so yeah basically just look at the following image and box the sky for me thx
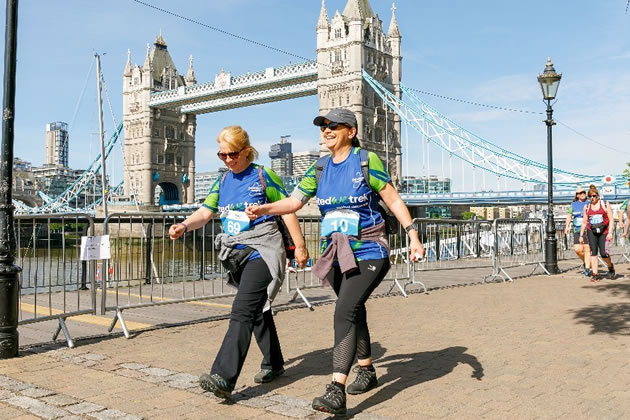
[1,0,629,192]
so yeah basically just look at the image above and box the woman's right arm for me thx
[168,206,214,240]
[246,196,304,218]
[564,212,572,235]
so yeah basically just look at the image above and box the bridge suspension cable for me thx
[362,70,623,187]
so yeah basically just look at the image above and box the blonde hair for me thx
[216,125,259,162]
[588,184,599,198]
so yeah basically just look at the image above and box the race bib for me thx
[589,214,604,225]
[221,210,251,236]
[321,209,360,237]
[573,216,583,227]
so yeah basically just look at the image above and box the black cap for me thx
[313,108,357,129]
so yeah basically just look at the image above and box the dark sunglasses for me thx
[217,148,244,161]
[588,195,598,198]
[320,122,350,132]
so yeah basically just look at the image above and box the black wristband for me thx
[405,224,416,234]
[180,223,188,233]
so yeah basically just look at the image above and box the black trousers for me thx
[325,258,390,375]
[211,258,284,387]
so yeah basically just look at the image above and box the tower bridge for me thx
[122,0,403,206]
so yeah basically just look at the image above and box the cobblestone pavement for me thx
[1,262,629,419]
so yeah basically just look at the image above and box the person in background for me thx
[169,125,308,399]
[616,198,628,239]
[245,108,425,416]
[579,185,615,282]
[564,186,591,277]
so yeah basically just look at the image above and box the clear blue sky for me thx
[1,0,629,191]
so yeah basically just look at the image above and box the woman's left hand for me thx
[294,246,309,268]
[606,232,613,239]
[409,238,425,262]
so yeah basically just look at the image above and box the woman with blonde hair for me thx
[169,125,309,399]
[579,185,615,281]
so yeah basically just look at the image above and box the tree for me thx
[461,211,476,220]
[624,162,630,183]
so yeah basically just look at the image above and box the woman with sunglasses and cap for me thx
[168,125,309,399]
[564,186,591,277]
[245,108,425,415]
[579,185,615,281]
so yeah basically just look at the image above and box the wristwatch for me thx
[404,224,416,234]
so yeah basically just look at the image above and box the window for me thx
[335,28,342,39]
[153,128,160,137]
[176,156,183,166]
[165,126,175,139]
[158,154,164,164]
[334,50,341,62]
[166,153,174,165]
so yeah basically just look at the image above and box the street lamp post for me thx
[0,0,21,358]
[537,57,562,275]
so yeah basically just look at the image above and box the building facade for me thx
[269,136,293,177]
[403,176,451,194]
[292,151,320,177]
[45,122,69,167]
[122,33,197,205]
[316,0,402,185]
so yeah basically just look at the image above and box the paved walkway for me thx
[1,262,629,419]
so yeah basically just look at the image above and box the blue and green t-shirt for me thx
[295,147,391,261]
[203,163,287,259]
[569,200,589,233]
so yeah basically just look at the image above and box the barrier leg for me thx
[386,278,409,297]
[52,316,75,348]
[289,288,314,311]
[108,308,131,339]
[531,262,551,277]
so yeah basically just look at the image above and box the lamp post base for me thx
[0,268,20,359]
[544,236,559,275]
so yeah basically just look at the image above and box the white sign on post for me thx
[80,235,111,261]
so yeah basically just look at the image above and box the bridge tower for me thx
[122,33,196,205]
[316,0,402,185]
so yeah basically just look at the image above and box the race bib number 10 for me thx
[321,209,360,237]
[221,210,251,236]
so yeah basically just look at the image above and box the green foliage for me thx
[623,162,630,182]
[461,211,476,220]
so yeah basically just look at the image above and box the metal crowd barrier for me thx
[485,218,548,282]
[400,218,495,293]
[102,212,238,338]
[16,214,97,348]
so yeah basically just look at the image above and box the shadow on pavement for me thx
[573,281,630,336]
[346,346,483,417]
[234,343,483,419]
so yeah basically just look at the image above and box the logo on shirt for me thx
[248,182,263,196]
[352,172,363,189]
[316,192,370,207]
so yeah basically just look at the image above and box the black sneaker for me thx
[584,268,593,277]
[607,266,616,279]
[254,367,285,384]
[312,382,346,415]
[347,365,378,395]
[199,373,233,400]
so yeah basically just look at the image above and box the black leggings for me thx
[587,229,609,258]
[325,258,390,376]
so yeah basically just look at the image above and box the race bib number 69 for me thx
[221,210,251,236]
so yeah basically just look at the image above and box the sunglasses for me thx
[217,148,244,161]
[588,195,598,199]
[320,122,350,132]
